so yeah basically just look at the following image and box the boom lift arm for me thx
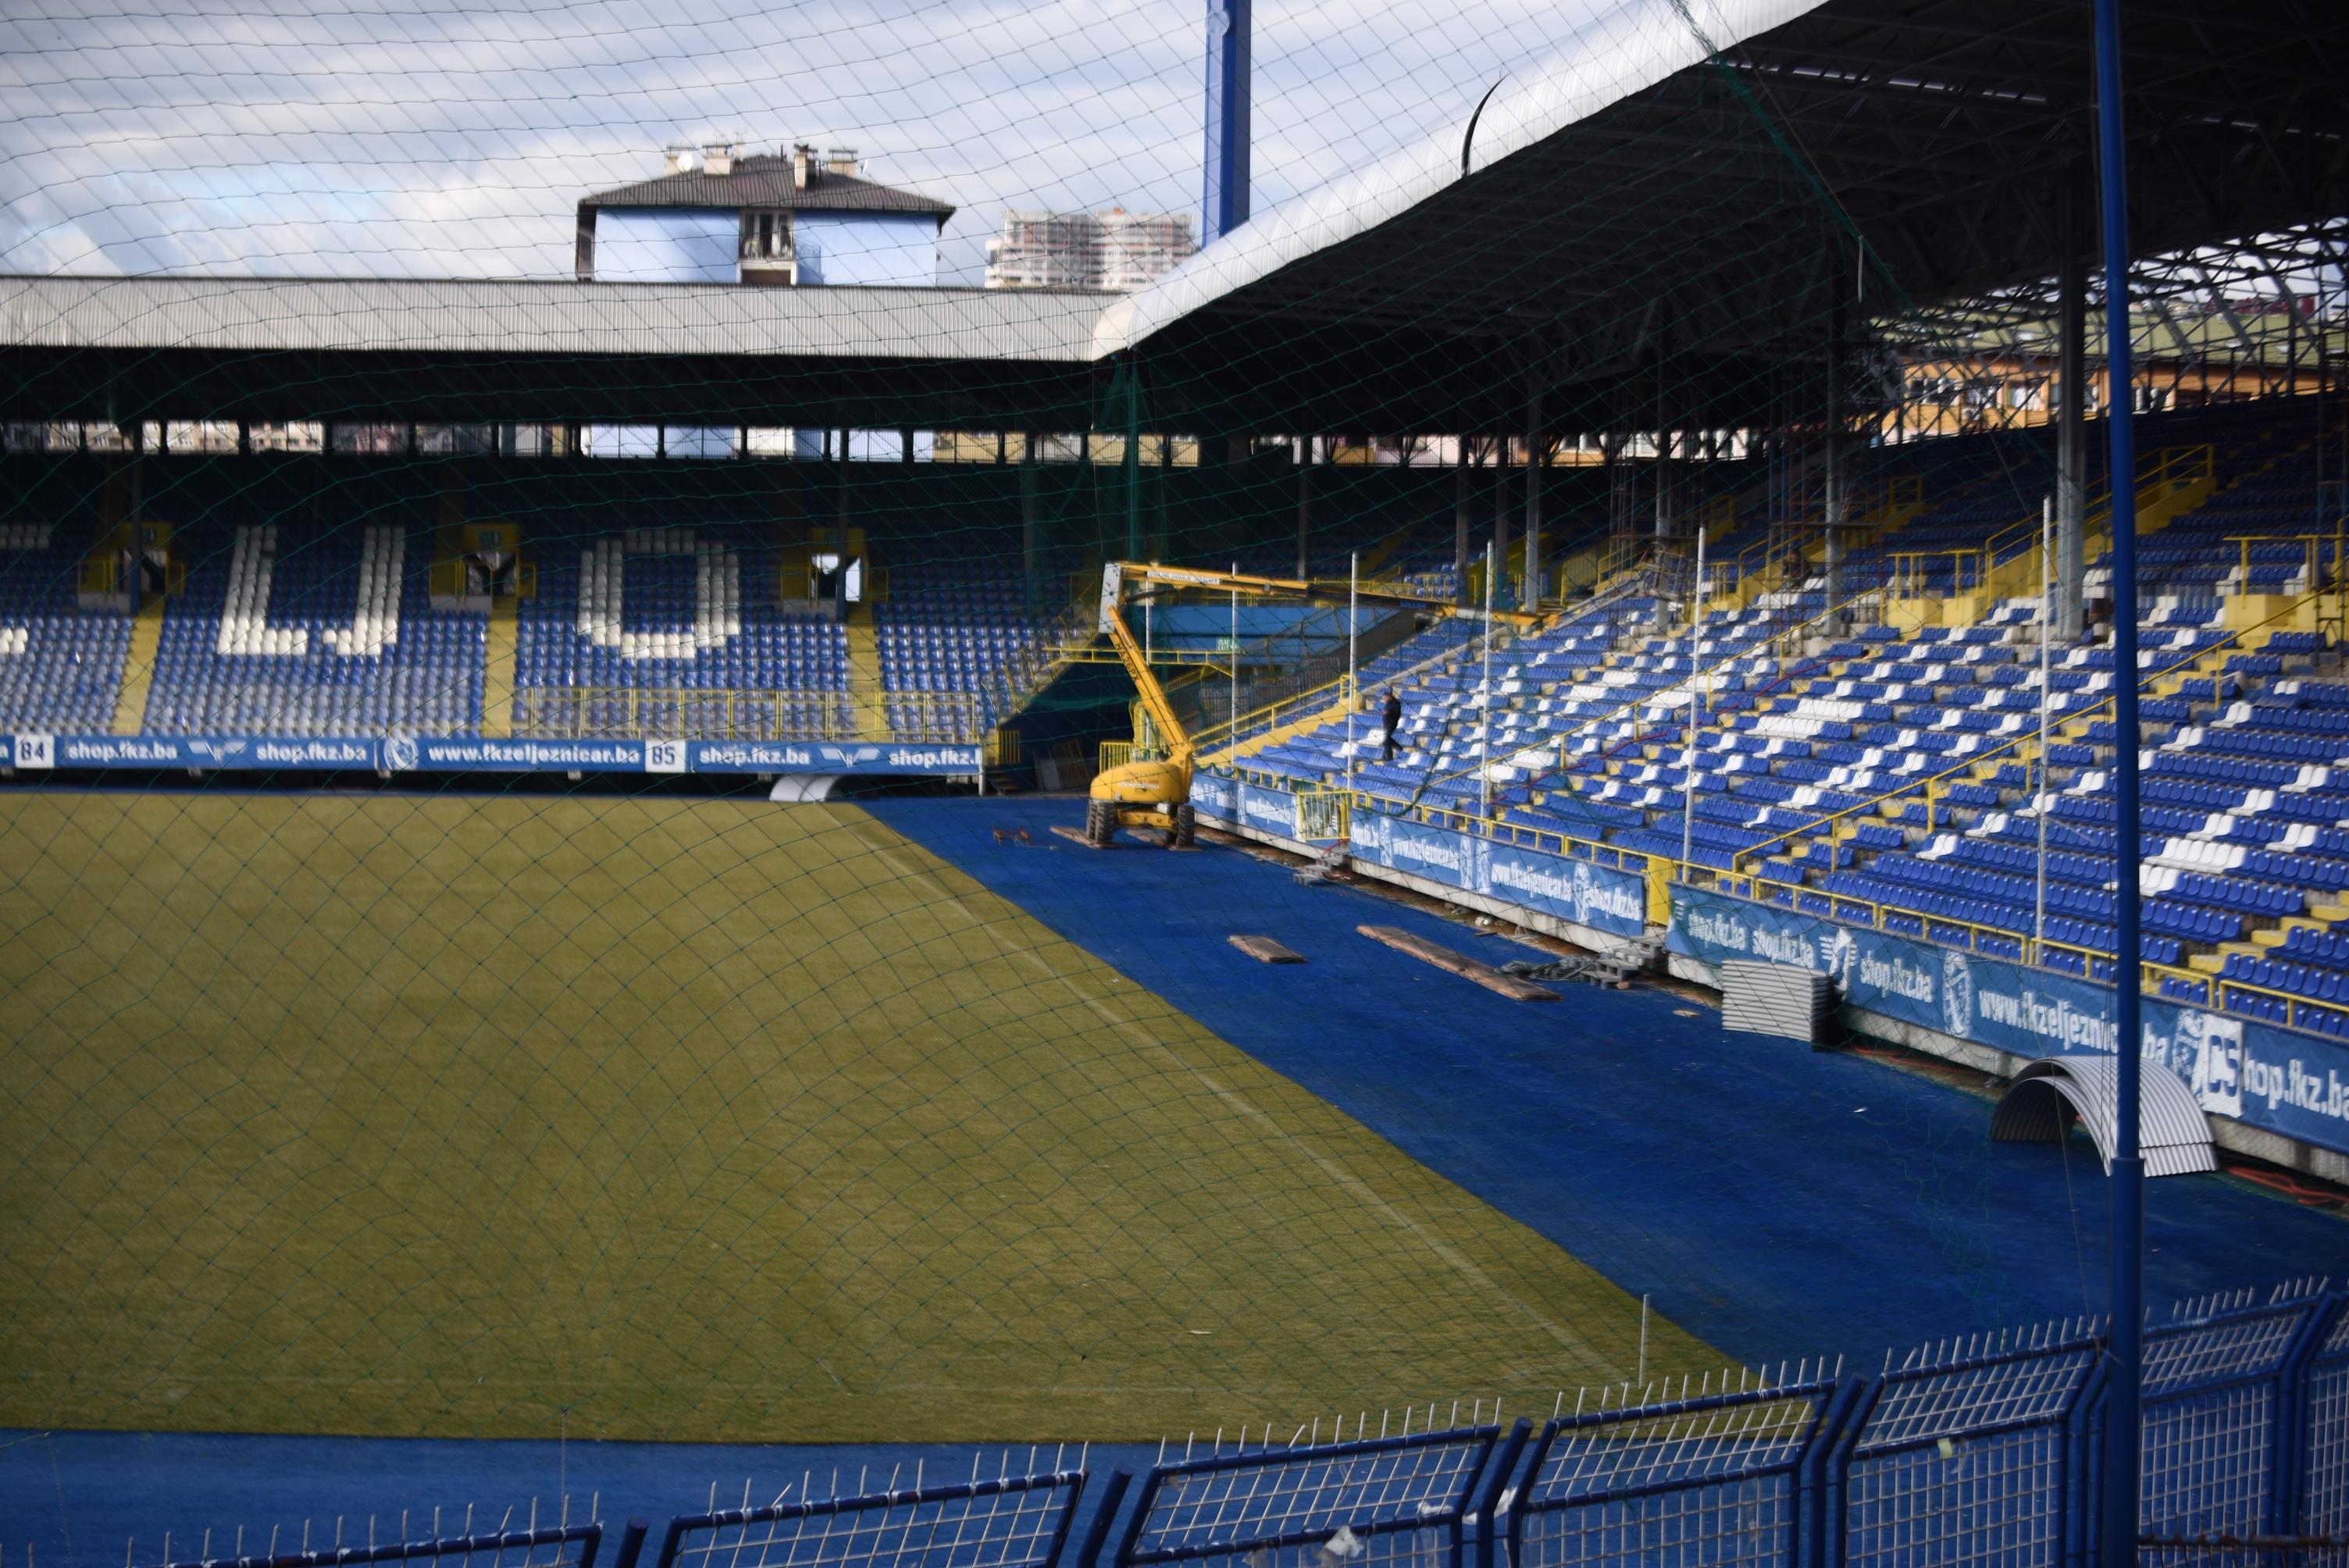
[1078,561,1532,847]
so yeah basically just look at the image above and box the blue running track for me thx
[868,796,2347,1360]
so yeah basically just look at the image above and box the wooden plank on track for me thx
[1356,924,1560,1001]
[1229,934,1306,964]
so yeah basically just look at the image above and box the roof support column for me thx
[837,427,850,527]
[1652,372,1671,540]
[2056,173,2090,642]
[1125,374,1143,564]
[1295,434,1313,580]
[1021,430,1041,611]
[1491,431,1511,608]
[1823,327,1845,625]
[1454,433,1472,607]
[1524,374,1544,611]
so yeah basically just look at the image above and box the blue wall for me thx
[591,209,737,283]
[795,212,939,285]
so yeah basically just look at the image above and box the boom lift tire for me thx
[1085,799,1117,847]
[1172,804,1196,848]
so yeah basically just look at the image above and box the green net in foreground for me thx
[0,789,1704,1442]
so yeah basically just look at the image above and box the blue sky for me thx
[0,0,1594,285]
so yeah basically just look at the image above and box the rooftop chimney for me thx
[702,142,734,176]
[793,144,814,191]
[826,148,859,177]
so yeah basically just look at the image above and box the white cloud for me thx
[0,0,1619,283]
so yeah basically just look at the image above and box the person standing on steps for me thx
[1381,688,1403,763]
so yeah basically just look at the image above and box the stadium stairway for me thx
[845,599,889,741]
[481,596,519,738]
[109,597,165,733]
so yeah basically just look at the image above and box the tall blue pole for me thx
[1203,0,1249,243]
[2094,1,2142,1564]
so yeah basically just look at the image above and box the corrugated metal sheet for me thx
[0,275,1110,363]
[1991,1057,2217,1178]
[1720,958,1834,1042]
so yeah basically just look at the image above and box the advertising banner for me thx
[1237,781,1301,839]
[50,734,383,770]
[1189,772,1239,823]
[1670,884,2349,1156]
[685,741,981,775]
[19,733,983,777]
[1347,811,1649,939]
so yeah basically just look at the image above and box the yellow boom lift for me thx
[1082,561,1538,847]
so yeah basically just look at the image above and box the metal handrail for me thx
[2145,955,2349,1036]
[1672,861,2109,974]
[2221,524,2349,595]
[1727,586,2321,871]
[1402,577,1886,808]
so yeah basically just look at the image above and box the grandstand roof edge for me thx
[1092,0,1829,359]
[0,274,1116,364]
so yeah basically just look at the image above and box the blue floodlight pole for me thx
[1203,0,1250,243]
[2094,0,2143,1563]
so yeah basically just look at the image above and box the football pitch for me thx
[0,788,1707,1445]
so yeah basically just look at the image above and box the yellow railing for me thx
[1730,586,2322,871]
[1891,444,2217,603]
[509,686,1003,744]
[2144,960,2341,1035]
[1192,673,1357,758]
[2221,527,2347,596]
[1100,740,1136,773]
[1210,778,1653,882]
[1674,862,2107,974]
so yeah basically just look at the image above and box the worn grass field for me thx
[0,789,1710,1443]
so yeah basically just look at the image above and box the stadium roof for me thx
[579,155,955,223]
[4,0,2342,434]
[0,275,1107,426]
[1109,0,2349,434]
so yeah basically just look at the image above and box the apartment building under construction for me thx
[984,208,1196,292]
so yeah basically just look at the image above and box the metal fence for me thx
[2140,1290,2339,1539]
[1107,1423,1505,1568]
[1510,1381,1849,1568]
[2303,1302,2349,1534]
[125,1290,2349,1568]
[1840,1327,2108,1568]
[144,1509,607,1568]
[648,1469,1093,1568]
